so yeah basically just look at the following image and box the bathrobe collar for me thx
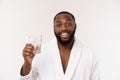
[50,38,82,80]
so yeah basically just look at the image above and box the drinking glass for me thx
[27,34,42,54]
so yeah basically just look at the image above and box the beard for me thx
[54,28,76,46]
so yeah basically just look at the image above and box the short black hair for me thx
[54,11,75,23]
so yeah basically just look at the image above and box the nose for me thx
[61,24,67,30]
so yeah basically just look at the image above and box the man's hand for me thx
[21,44,36,76]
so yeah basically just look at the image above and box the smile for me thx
[61,32,70,39]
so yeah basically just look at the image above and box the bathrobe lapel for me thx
[50,39,65,80]
[50,38,82,80]
[65,39,82,80]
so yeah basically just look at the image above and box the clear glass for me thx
[27,34,42,54]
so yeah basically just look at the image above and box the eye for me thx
[66,22,73,27]
[55,23,62,27]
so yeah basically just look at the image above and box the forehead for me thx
[55,13,73,22]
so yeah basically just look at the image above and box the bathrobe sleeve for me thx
[20,67,38,80]
[20,55,39,80]
[90,53,100,80]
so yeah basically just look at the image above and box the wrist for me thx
[23,61,31,67]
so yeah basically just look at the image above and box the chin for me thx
[61,38,69,41]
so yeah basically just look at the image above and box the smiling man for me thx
[20,11,100,80]
[54,12,76,46]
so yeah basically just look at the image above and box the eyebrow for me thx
[65,18,72,21]
[55,21,61,23]
[55,18,73,22]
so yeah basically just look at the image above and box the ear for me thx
[74,23,77,29]
[53,25,56,31]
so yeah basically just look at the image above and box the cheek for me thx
[68,27,75,33]
[54,28,60,34]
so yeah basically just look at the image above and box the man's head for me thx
[54,11,76,46]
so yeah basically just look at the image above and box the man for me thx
[20,11,100,80]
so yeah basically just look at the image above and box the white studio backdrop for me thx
[0,0,120,80]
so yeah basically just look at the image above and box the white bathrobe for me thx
[20,38,100,80]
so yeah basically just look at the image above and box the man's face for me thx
[54,13,76,45]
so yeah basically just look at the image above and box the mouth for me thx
[60,32,70,40]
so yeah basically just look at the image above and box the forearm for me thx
[21,62,31,76]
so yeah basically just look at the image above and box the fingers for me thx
[23,44,35,57]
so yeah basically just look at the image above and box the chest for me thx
[37,52,91,80]
[60,50,71,73]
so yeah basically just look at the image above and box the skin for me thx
[21,44,36,76]
[21,12,76,76]
[54,13,76,73]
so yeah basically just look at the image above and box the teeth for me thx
[61,33,68,37]
[61,33,68,36]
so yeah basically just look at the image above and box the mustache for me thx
[60,30,71,34]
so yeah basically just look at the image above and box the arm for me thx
[20,44,37,80]
[90,58,100,80]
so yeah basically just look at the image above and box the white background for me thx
[0,0,120,80]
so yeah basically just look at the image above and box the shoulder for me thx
[75,38,99,64]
